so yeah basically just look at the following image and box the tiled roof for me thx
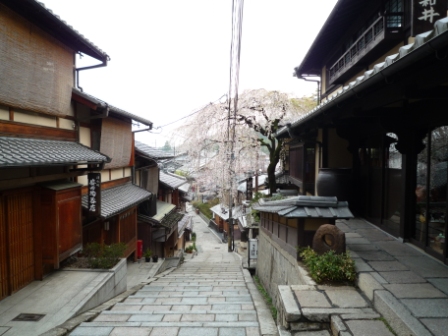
[0,137,110,167]
[72,89,153,127]
[237,174,268,193]
[275,172,290,184]
[280,17,448,137]
[253,196,353,219]
[82,182,151,219]
[159,171,187,189]
[135,141,175,160]
[153,201,176,221]
[161,212,184,230]
[178,183,190,193]
[210,204,245,221]
[178,215,192,236]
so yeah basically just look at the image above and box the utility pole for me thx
[226,0,244,252]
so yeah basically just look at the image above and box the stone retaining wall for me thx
[76,258,127,314]
[256,228,308,304]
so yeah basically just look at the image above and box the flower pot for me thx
[152,256,158,262]
[145,257,151,262]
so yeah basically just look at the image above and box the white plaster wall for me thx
[0,104,8,120]
[79,127,91,147]
[78,175,88,186]
[101,170,110,182]
[124,167,132,177]
[110,168,124,180]
[14,110,57,127]
[59,118,74,130]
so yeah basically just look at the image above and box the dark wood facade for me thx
[287,0,448,264]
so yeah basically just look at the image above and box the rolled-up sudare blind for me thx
[0,4,73,116]
[100,118,132,169]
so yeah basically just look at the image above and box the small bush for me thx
[191,232,197,242]
[185,245,194,253]
[299,247,356,283]
[84,242,126,269]
[192,198,219,218]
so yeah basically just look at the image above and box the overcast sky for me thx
[40,0,337,147]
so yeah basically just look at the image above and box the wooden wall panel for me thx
[119,207,137,258]
[83,220,102,247]
[6,190,34,294]
[0,197,7,300]
[57,191,82,262]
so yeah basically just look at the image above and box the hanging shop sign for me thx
[88,173,101,217]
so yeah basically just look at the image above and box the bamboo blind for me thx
[0,4,73,116]
[100,118,132,169]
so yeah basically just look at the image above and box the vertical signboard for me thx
[88,173,101,217]
[414,0,446,35]
[246,177,253,201]
[248,238,258,267]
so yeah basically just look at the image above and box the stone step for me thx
[127,293,252,298]
[113,300,254,307]
[139,287,248,294]
[99,310,257,315]
[81,321,259,327]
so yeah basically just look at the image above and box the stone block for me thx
[330,315,347,335]
[356,273,384,301]
[313,224,346,255]
[278,286,302,322]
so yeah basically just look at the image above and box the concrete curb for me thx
[244,269,279,336]
[38,259,168,336]
[373,290,432,336]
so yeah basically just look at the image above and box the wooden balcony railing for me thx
[329,15,402,84]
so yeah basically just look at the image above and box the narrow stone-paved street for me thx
[69,213,277,336]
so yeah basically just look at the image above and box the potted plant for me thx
[144,248,152,262]
[152,254,158,262]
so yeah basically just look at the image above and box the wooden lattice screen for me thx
[100,118,132,169]
[0,4,73,116]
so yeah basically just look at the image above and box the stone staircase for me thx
[71,261,276,335]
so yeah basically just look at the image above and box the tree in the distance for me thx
[177,89,315,198]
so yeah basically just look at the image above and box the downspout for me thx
[75,57,109,92]
[299,75,321,105]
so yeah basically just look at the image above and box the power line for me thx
[155,94,228,129]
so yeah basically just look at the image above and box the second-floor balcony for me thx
[329,14,404,85]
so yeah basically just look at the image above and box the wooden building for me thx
[0,0,111,300]
[134,142,187,258]
[71,90,153,260]
[278,0,448,264]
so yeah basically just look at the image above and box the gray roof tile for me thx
[159,171,187,189]
[0,137,110,167]
[253,196,353,219]
[72,89,153,127]
[82,182,151,219]
[135,141,175,160]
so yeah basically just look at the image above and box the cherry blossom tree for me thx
[177,89,315,198]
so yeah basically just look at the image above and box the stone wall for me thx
[256,227,309,303]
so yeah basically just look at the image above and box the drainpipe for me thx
[299,75,321,105]
[75,57,109,92]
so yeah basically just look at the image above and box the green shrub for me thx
[191,232,197,242]
[185,245,194,253]
[84,242,127,269]
[299,247,356,283]
[192,198,219,218]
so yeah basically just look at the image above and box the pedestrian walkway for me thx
[69,210,277,336]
